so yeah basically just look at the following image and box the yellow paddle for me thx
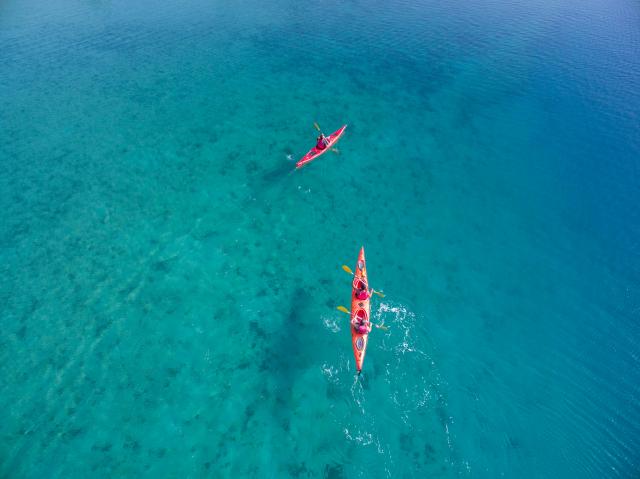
[341,265,385,298]
[336,306,389,330]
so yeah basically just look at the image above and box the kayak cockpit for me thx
[352,308,371,334]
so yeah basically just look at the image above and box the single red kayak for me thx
[350,246,371,373]
[296,125,347,169]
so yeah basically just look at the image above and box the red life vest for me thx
[356,289,368,300]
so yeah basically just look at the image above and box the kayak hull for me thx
[350,246,370,372]
[296,125,347,169]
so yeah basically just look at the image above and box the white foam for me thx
[321,363,339,383]
[374,301,427,357]
[322,316,340,333]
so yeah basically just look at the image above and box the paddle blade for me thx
[337,306,350,314]
[373,290,385,298]
[342,265,354,275]
[376,324,389,331]
[313,122,321,132]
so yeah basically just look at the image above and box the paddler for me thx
[316,133,329,150]
[355,283,373,301]
[352,316,372,334]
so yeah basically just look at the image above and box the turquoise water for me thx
[2,0,639,476]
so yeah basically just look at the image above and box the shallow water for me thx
[1,0,639,477]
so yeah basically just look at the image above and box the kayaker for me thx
[316,134,329,150]
[355,284,372,301]
[353,317,371,334]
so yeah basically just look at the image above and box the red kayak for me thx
[350,246,371,373]
[296,125,347,169]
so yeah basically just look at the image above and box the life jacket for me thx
[356,289,368,300]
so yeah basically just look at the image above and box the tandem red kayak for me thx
[351,246,371,373]
[296,125,347,169]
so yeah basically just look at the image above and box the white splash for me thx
[343,427,373,446]
[374,301,427,357]
[321,363,339,383]
[322,316,340,333]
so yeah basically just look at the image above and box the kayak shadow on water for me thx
[244,155,299,207]
[260,158,296,184]
[259,287,314,410]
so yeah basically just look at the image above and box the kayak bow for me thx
[296,125,347,169]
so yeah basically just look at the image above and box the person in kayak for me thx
[316,133,329,150]
[355,283,372,301]
[353,316,371,334]
[352,309,372,334]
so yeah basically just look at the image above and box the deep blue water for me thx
[1,0,639,477]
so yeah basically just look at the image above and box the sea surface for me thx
[1,0,639,477]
